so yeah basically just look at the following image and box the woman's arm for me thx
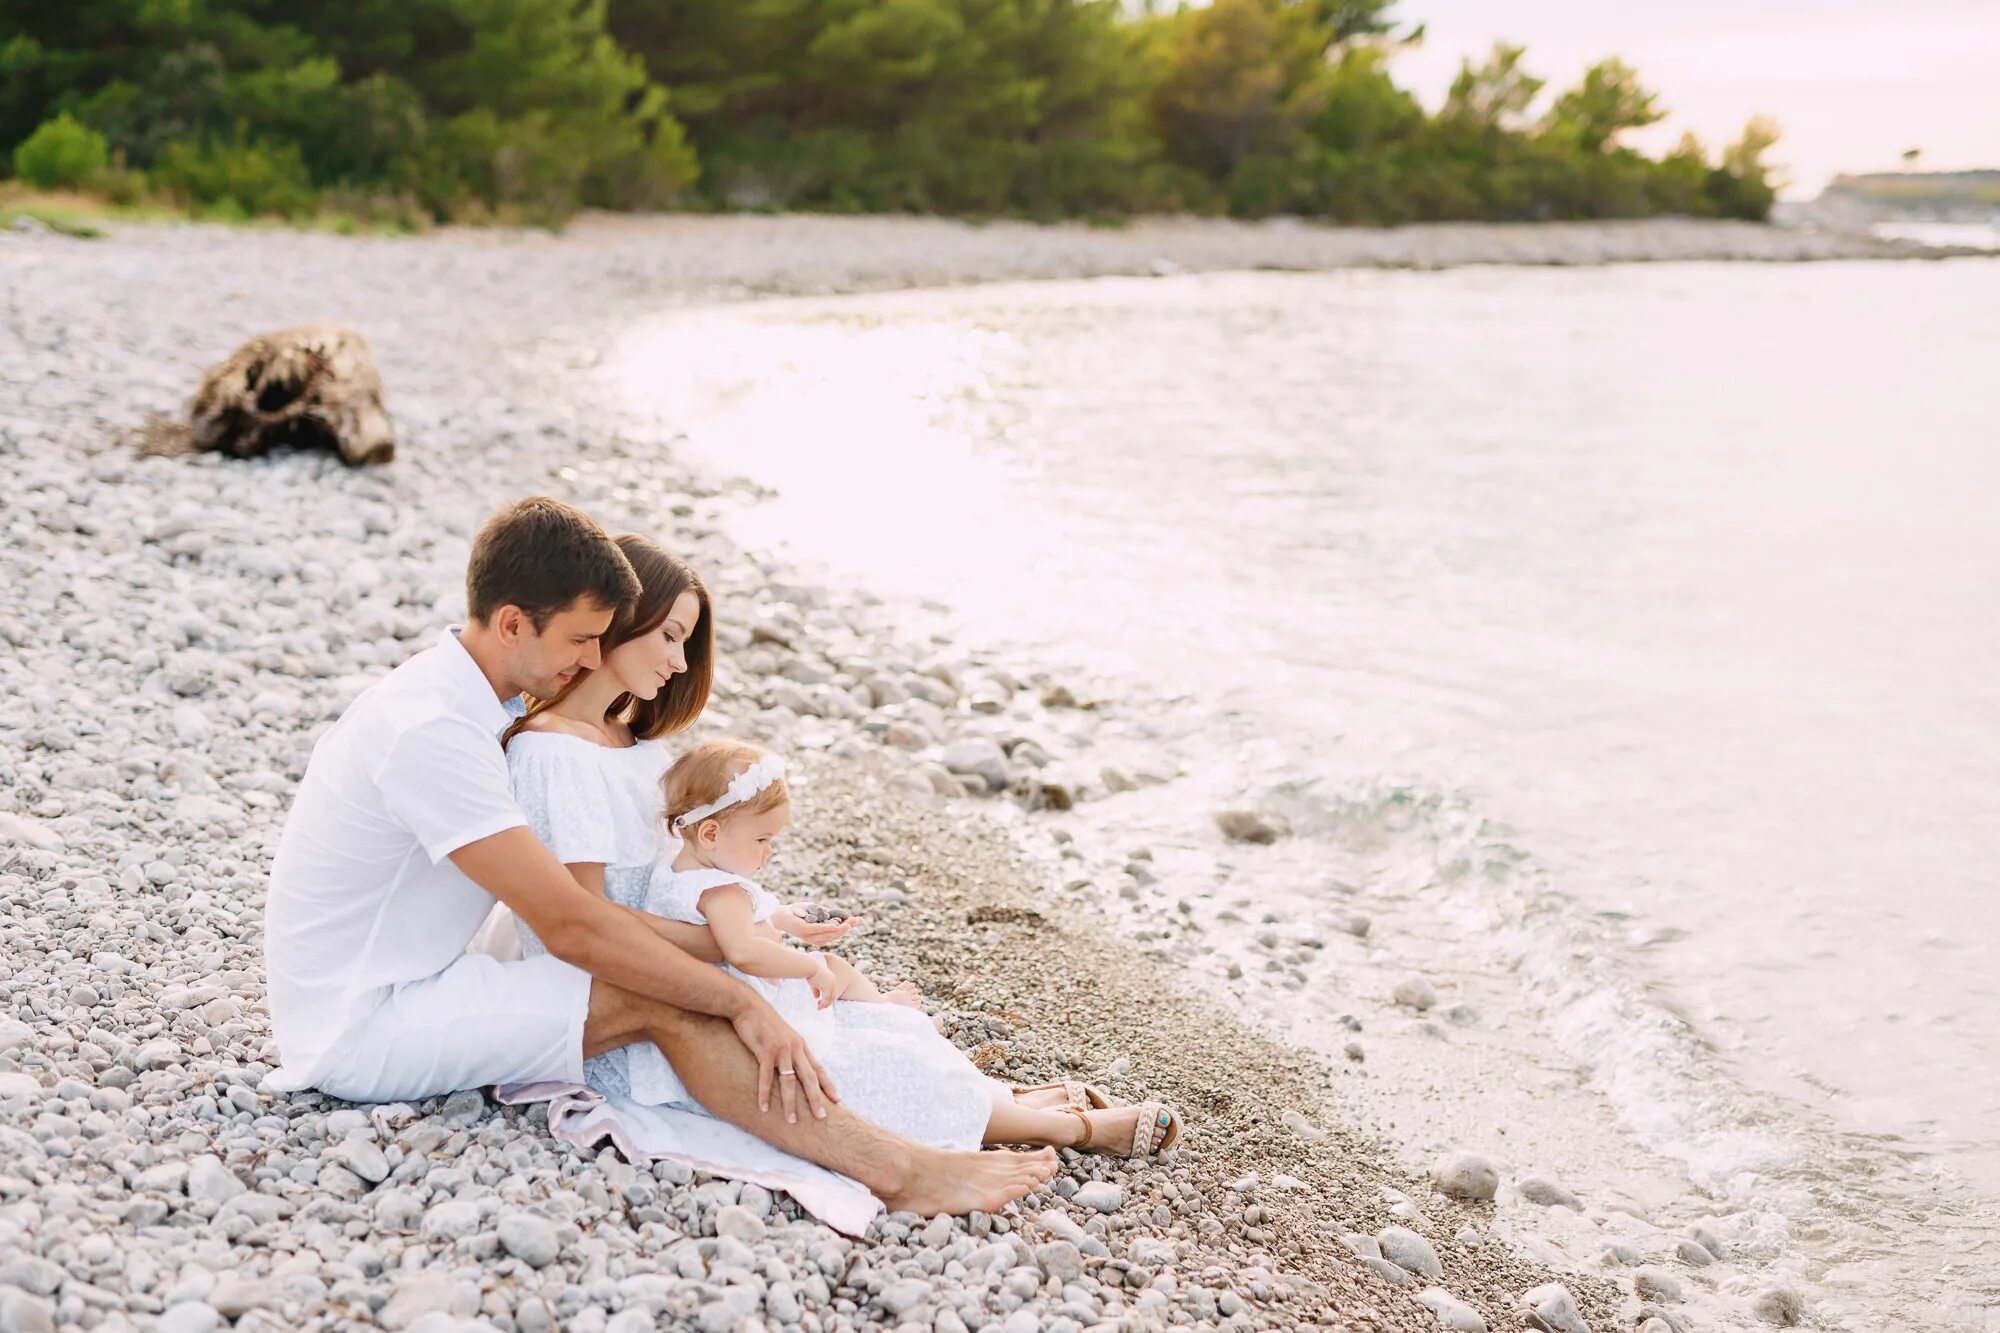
[701,887,824,981]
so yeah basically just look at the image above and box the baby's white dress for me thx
[505,729,1003,1152]
[637,863,1006,1151]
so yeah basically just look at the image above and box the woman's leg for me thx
[982,1091,1151,1148]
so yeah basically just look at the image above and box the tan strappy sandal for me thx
[1065,1101,1182,1157]
[1013,1079,1116,1111]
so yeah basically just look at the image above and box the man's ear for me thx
[492,605,526,645]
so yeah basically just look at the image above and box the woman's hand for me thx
[774,904,866,946]
[729,994,835,1123]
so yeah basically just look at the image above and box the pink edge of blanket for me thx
[493,1081,883,1238]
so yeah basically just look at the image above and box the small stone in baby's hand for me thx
[798,905,849,924]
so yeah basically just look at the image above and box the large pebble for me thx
[1418,1288,1487,1332]
[1431,1150,1499,1201]
[715,1203,766,1244]
[1378,1226,1443,1279]
[879,1278,930,1316]
[185,1155,246,1206]
[208,1277,281,1318]
[1393,975,1439,1010]
[1214,809,1290,844]
[419,1200,481,1241]
[1520,1282,1591,1333]
[1516,1175,1580,1210]
[1633,1267,1682,1302]
[941,739,1009,791]
[330,1135,390,1184]
[156,1305,221,1333]
[0,1289,54,1333]
[378,1274,479,1331]
[1751,1287,1806,1326]
[1034,1240,1083,1283]
[1071,1182,1122,1213]
[498,1212,560,1267]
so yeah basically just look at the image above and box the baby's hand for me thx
[776,903,866,946]
[806,955,846,1009]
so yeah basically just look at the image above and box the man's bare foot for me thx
[880,1147,1058,1216]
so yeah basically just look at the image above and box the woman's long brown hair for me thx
[502,534,714,747]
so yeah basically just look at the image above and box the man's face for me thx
[507,598,616,699]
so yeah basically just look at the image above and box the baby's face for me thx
[705,802,789,877]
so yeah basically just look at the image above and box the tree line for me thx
[0,0,1780,227]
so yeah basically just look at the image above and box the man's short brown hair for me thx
[465,497,640,629]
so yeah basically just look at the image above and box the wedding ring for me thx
[779,1068,797,1078]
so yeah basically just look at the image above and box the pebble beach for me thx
[0,213,1945,1333]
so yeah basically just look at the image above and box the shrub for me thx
[12,113,111,189]
[153,136,315,218]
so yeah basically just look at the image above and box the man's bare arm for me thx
[564,860,723,964]
[453,827,747,1018]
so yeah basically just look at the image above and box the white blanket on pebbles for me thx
[491,1078,882,1236]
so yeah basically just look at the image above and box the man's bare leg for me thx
[585,982,1057,1215]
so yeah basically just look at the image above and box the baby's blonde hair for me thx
[663,739,790,831]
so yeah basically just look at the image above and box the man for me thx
[263,497,1054,1214]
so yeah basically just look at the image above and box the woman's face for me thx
[602,589,701,701]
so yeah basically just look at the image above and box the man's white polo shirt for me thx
[263,628,527,1090]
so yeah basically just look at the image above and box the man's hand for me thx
[730,995,836,1124]
[773,904,866,946]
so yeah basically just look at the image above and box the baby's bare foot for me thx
[883,981,924,1009]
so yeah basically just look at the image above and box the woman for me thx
[491,535,1178,1215]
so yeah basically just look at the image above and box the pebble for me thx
[1071,1182,1122,1213]
[1751,1286,1806,1326]
[420,1200,482,1241]
[156,1305,222,1333]
[880,1278,931,1316]
[1280,1108,1327,1141]
[1214,809,1290,844]
[1378,1225,1444,1279]
[940,739,1009,791]
[715,1203,767,1243]
[1393,975,1439,1010]
[498,1211,561,1267]
[1674,1238,1716,1267]
[1034,1241,1084,1283]
[1418,1287,1488,1332]
[185,1154,246,1205]
[1633,1267,1683,1302]
[330,1134,390,1183]
[1519,1282,1590,1333]
[1431,1151,1500,1201]
[0,1290,54,1333]
[1516,1175,1580,1210]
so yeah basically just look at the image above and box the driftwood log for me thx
[186,323,395,465]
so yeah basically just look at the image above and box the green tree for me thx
[1706,114,1781,219]
[1543,57,1661,154]
[1147,0,1332,181]
[1441,42,1543,134]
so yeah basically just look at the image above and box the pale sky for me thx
[1385,0,2000,197]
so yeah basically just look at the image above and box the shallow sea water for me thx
[611,259,2000,1329]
